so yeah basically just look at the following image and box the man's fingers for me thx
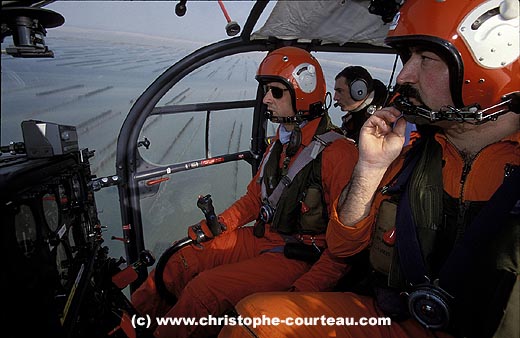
[366,114,392,135]
[393,116,407,138]
[372,107,402,123]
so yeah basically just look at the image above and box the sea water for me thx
[1,27,398,264]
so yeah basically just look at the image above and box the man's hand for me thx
[188,220,215,243]
[358,106,407,170]
[188,218,226,243]
[337,107,407,226]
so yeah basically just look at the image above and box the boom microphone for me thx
[333,102,340,108]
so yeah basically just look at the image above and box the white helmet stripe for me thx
[458,0,519,69]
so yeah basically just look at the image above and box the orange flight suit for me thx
[131,116,359,338]
[219,131,520,338]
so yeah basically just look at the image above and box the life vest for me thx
[369,134,520,337]
[257,115,344,235]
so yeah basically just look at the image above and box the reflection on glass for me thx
[55,241,71,287]
[43,192,60,232]
[58,184,69,209]
[14,204,37,257]
[67,223,76,251]
[72,176,82,201]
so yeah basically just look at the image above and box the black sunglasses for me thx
[264,85,289,99]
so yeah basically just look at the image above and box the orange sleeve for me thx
[326,151,407,258]
[326,199,375,257]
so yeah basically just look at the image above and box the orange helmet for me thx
[385,0,519,113]
[256,46,326,119]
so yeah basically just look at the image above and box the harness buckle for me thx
[259,203,276,223]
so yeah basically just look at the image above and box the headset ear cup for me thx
[350,79,368,101]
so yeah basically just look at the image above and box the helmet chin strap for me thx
[265,113,303,124]
[394,95,518,125]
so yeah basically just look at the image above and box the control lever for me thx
[197,194,226,236]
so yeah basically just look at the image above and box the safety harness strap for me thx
[261,131,343,207]
[390,144,427,285]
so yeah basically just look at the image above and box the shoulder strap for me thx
[393,142,430,285]
[263,131,344,206]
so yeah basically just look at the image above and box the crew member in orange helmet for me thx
[220,0,520,337]
[131,46,360,338]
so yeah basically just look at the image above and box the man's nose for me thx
[397,55,420,85]
[263,91,272,104]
